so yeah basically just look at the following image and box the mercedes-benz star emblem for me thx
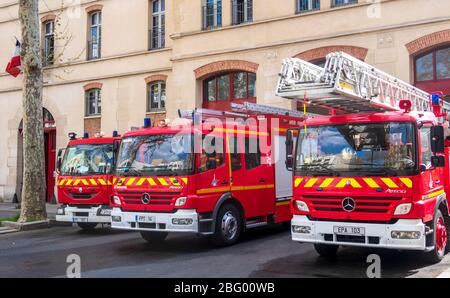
[141,193,151,205]
[342,197,356,212]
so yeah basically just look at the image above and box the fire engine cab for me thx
[110,104,302,246]
[278,52,450,262]
[55,132,120,230]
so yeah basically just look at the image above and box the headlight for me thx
[175,197,187,207]
[112,196,122,206]
[394,203,412,215]
[295,200,310,212]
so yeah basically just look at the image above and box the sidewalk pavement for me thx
[438,267,450,278]
[0,202,59,222]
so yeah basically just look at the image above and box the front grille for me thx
[304,195,402,214]
[70,193,93,199]
[118,191,181,206]
[74,212,89,217]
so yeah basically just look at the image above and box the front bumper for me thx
[56,205,112,224]
[291,215,426,251]
[111,208,199,233]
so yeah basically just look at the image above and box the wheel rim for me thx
[221,211,238,241]
[436,217,447,255]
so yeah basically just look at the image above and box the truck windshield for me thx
[61,144,113,176]
[116,134,194,176]
[295,122,416,176]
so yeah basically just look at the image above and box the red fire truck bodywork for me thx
[111,114,302,245]
[56,136,119,229]
[289,111,449,261]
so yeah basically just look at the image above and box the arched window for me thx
[203,71,256,110]
[414,45,450,98]
[414,46,449,82]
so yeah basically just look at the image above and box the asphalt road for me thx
[0,225,449,278]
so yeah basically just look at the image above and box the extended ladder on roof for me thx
[178,102,304,121]
[276,51,437,114]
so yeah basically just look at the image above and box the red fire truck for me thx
[110,103,302,246]
[278,52,450,262]
[55,132,120,230]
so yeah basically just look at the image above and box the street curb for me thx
[2,219,50,231]
[49,219,73,227]
[0,227,18,234]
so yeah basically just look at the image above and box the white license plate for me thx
[334,226,365,236]
[73,217,88,223]
[136,215,155,223]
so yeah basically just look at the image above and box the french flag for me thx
[5,40,21,78]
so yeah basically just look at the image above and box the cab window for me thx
[199,135,225,172]
[229,136,242,171]
[420,127,432,167]
[245,137,261,170]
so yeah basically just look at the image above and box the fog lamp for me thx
[172,218,193,225]
[292,225,311,234]
[391,231,421,240]
[112,216,122,222]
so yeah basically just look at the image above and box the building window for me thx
[415,46,450,82]
[88,11,102,60]
[85,89,101,116]
[331,0,358,7]
[297,0,320,13]
[150,0,165,50]
[147,81,166,112]
[203,71,256,109]
[203,0,222,30]
[232,0,252,25]
[43,21,55,66]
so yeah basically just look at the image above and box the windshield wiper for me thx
[365,168,399,177]
[299,164,341,177]
[117,167,143,177]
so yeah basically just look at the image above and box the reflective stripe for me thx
[89,179,98,186]
[181,178,188,185]
[381,178,398,188]
[97,178,107,186]
[304,178,318,188]
[399,178,413,188]
[319,178,334,188]
[422,189,445,200]
[336,178,362,188]
[58,179,66,186]
[363,178,380,188]
[158,178,168,186]
[294,178,303,187]
[126,178,136,186]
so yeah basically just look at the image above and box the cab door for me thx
[195,133,231,212]
[419,125,444,222]
[242,136,273,217]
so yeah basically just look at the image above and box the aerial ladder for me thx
[276,51,449,116]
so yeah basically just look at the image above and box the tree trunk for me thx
[18,0,47,223]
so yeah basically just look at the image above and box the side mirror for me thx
[286,129,294,171]
[431,156,445,168]
[431,126,445,153]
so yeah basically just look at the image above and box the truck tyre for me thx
[425,210,448,263]
[140,231,168,243]
[210,204,242,247]
[77,222,97,231]
[314,244,339,257]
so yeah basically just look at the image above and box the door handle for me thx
[221,180,229,185]
[260,178,266,183]
[435,180,441,185]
